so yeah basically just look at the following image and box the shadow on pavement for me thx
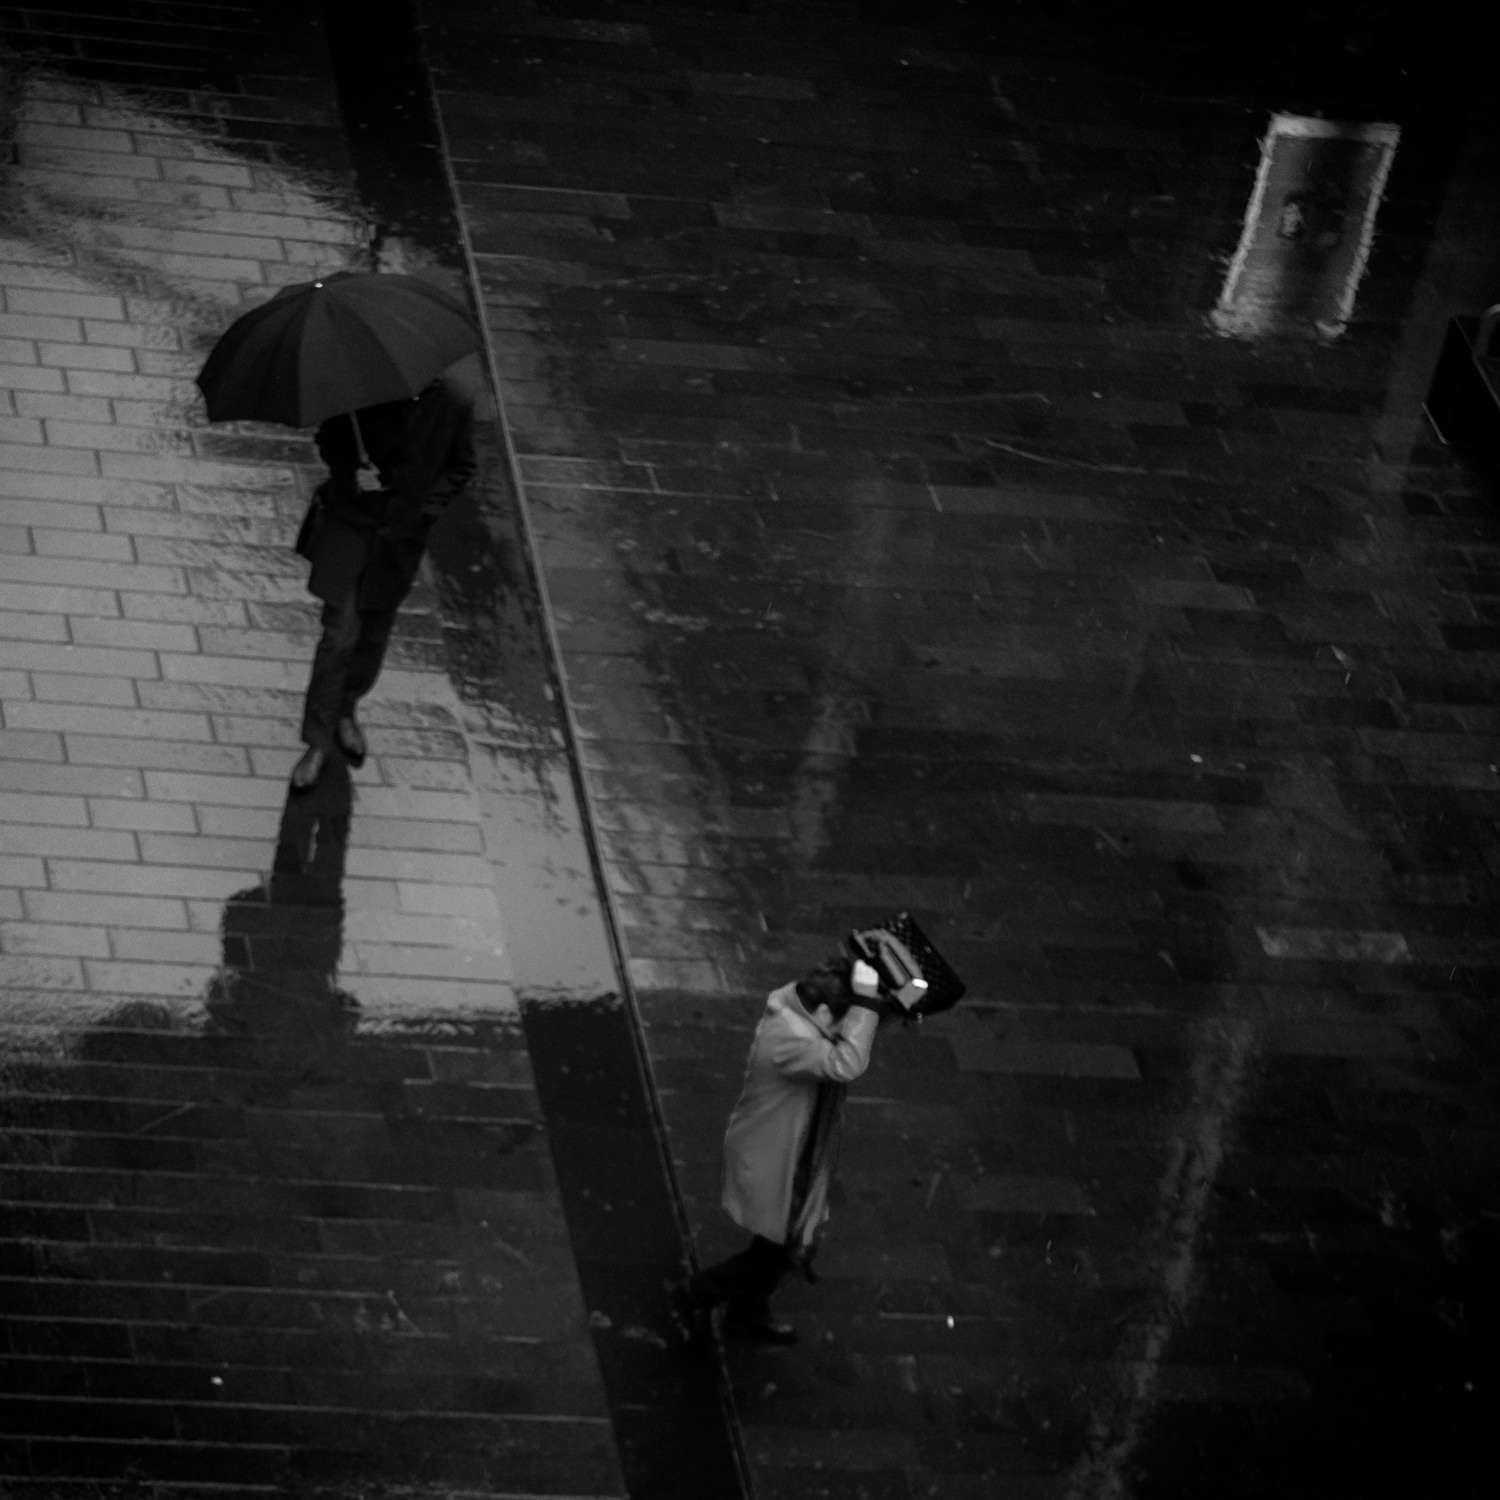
[205,762,361,1069]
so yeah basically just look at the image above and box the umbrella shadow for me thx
[204,760,361,1070]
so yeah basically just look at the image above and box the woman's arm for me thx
[769,1005,879,1085]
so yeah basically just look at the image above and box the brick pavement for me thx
[422,4,1499,1499]
[1,4,1498,1500]
[0,47,625,1500]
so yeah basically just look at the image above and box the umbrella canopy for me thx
[196,271,483,428]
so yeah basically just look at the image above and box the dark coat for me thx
[297,376,477,610]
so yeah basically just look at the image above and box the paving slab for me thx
[419,3,1499,1499]
[0,11,653,1498]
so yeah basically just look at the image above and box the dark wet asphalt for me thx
[1,2,1498,1499]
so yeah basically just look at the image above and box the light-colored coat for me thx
[721,982,879,1244]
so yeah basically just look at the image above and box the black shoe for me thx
[722,1303,797,1345]
[336,715,367,767]
[290,745,328,792]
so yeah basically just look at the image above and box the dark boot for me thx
[336,713,367,767]
[722,1297,796,1344]
[290,745,329,792]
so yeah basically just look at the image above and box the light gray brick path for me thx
[0,62,624,1500]
[0,74,510,1017]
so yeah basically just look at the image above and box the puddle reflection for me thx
[1213,112,1400,341]
[205,764,360,1065]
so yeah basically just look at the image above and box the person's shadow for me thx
[204,761,360,1072]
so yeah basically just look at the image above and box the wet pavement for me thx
[0,5,653,1496]
[2,2,1499,1499]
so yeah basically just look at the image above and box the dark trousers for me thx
[688,1234,794,1312]
[300,595,397,749]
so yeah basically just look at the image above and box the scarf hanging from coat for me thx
[786,1078,848,1283]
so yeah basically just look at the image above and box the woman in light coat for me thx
[676,955,889,1343]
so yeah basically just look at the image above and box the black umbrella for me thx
[196,271,483,429]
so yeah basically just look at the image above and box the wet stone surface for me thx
[0,2,638,1496]
[426,2,1498,1498]
[0,2,1496,1499]
[0,778,618,1492]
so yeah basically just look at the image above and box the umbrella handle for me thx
[348,411,383,494]
[343,411,381,498]
[349,410,372,467]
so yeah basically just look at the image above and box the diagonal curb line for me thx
[325,1,755,1495]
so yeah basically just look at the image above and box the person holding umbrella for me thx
[197,270,482,790]
[289,378,476,788]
